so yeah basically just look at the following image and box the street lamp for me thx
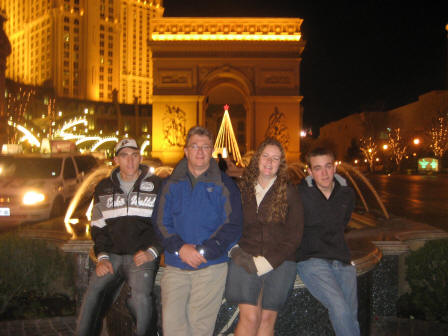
[413,138,420,145]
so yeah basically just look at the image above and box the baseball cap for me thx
[115,138,139,155]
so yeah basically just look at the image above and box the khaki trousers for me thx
[161,263,228,336]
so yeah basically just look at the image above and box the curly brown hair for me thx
[239,138,288,222]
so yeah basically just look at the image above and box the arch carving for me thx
[199,65,254,98]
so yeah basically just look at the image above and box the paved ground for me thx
[1,315,448,335]
[0,316,76,336]
[363,174,448,232]
[371,316,448,335]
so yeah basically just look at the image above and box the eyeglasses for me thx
[188,144,212,151]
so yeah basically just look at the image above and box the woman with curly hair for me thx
[225,138,304,336]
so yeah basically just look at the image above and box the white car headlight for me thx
[23,191,46,205]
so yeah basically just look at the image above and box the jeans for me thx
[77,253,156,336]
[297,258,360,336]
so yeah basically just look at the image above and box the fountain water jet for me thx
[340,163,389,219]
[64,166,112,238]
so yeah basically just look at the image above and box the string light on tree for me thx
[429,113,448,159]
[214,104,244,166]
[91,137,119,151]
[7,121,41,147]
[387,128,408,171]
[359,136,378,172]
[76,136,101,145]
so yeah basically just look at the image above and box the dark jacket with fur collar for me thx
[238,181,304,269]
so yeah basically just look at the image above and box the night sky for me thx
[164,0,448,134]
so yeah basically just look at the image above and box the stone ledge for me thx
[372,241,409,255]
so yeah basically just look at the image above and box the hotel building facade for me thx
[1,0,164,104]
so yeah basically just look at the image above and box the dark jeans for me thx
[77,254,156,336]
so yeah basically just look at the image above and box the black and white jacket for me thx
[91,164,162,258]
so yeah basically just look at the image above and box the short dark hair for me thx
[306,147,335,167]
[185,126,213,147]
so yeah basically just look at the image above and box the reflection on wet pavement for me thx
[359,174,448,232]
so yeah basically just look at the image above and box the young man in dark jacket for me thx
[296,147,360,336]
[154,126,242,336]
[77,138,162,336]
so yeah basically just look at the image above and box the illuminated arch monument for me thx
[148,18,305,165]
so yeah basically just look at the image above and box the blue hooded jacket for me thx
[153,158,243,270]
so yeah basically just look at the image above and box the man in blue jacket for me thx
[154,126,243,336]
[296,147,360,336]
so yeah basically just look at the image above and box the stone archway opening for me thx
[205,84,248,154]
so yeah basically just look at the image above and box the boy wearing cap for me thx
[77,138,162,336]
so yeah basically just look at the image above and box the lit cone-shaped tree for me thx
[214,104,244,166]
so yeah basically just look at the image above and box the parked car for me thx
[0,153,99,224]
